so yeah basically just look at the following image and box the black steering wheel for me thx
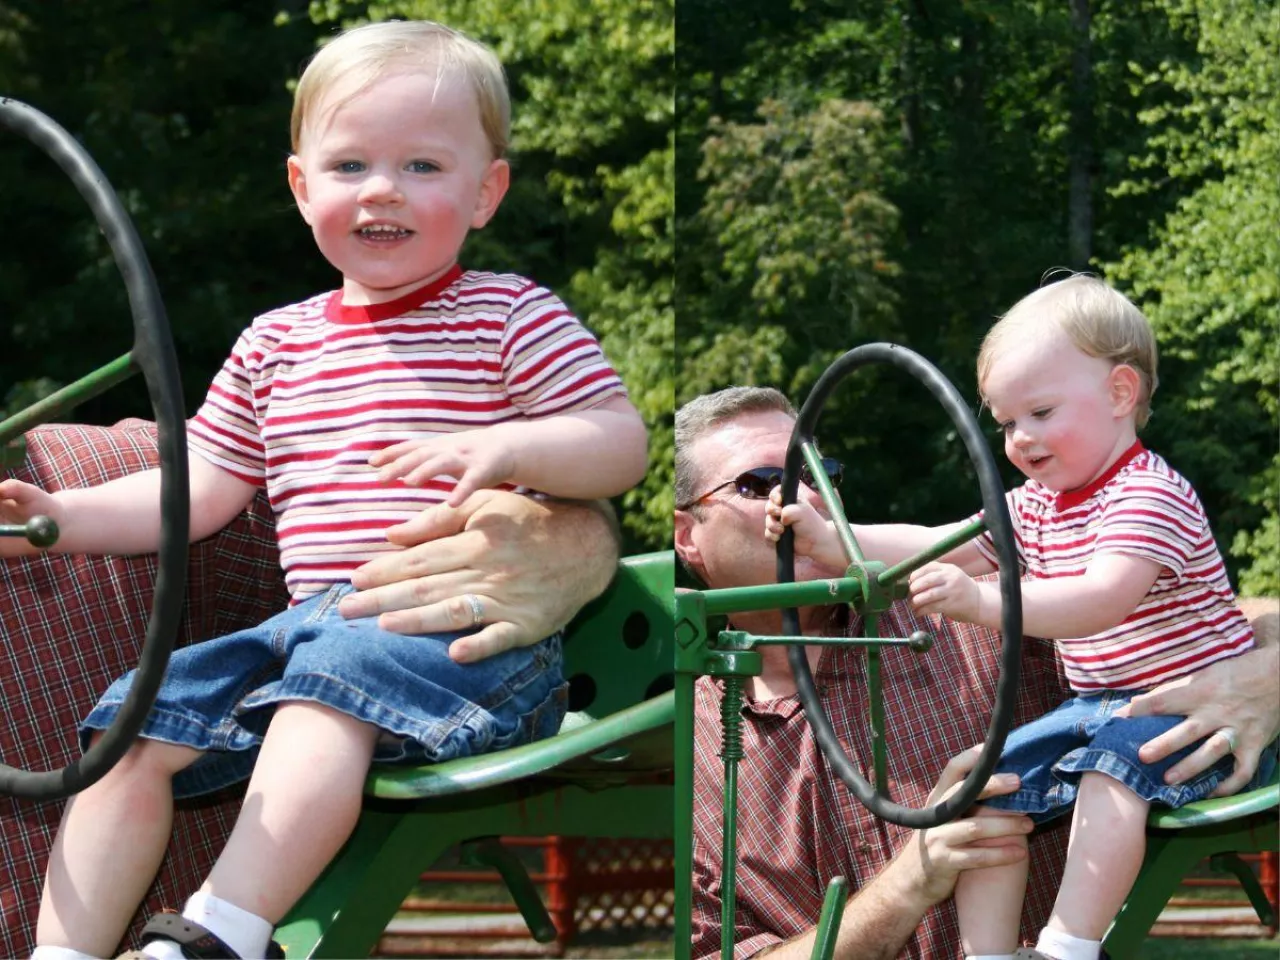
[0,98,189,800]
[776,342,1022,828]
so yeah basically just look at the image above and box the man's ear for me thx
[470,158,510,228]
[286,156,313,225]
[674,510,704,579]
[1109,363,1141,418]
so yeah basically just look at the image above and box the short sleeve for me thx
[187,330,266,485]
[499,285,627,417]
[971,486,1027,571]
[1093,472,1204,576]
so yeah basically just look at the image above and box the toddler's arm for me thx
[765,488,994,575]
[370,395,648,506]
[910,553,1162,638]
[0,453,257,556]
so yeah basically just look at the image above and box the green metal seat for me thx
[1106,764,1279,957]
[274,551,676,958]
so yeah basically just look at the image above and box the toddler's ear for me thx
[470,159,510,229]
[1109,363,1141,417]
[286,156,313,224]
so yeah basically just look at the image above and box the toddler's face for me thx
[982,332,1135,493]
[287,69,508,305]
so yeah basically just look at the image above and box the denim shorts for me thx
[81,584,568,799]
[981,691,1280,824]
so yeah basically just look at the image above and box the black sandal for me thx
[119,912,285,959]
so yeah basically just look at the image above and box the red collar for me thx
[1055,439,1145,511]
[324,264,464,324]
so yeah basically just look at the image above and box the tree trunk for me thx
[1068,0,1093,269]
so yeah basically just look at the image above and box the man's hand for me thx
[338,490,619,663]
[895,744,1032,905]
[1115,601,1280,796]
[758,746,1032,960]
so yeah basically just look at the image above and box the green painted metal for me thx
[812,877,849,960]
[279,551,676,958]
[1104,808,1279,957]
[1147,780,1278,829]
[700,577,865,617]
[876,516,986,588]
[0,352,136,445]
[1209,851,1277,925]
[801,441,862,565]
[461,837,558,942]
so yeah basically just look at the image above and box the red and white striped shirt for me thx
[975,442,1253,692]
[188,266,626,602]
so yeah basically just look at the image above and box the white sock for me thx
[1036,928,1101,960]
[967,955,1016,960]
[178,890,273,960]
[31,948,100,960]
[140,939,185,960]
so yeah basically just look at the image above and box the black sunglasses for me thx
[678,458,843,510]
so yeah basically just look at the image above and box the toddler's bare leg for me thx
[955,805,1029,956]
[1046,771,1149,940]
[202,701,380,923]
[36,735,204,956]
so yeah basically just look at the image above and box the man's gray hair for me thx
[675,386,797,509]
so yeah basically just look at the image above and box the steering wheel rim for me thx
[0,98,189,800]
[777,342,1022,828]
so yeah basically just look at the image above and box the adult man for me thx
[675,386,1279,959]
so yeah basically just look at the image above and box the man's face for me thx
[675,409,831,591]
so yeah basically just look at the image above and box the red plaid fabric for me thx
[0,420,286,958]
[692,603,1075,959]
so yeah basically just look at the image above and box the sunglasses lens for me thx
[736,469,782,498]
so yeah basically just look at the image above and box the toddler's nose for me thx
[358,172,403,205]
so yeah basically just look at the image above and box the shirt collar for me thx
[324,264,464,324]
[1054,439,1145,511]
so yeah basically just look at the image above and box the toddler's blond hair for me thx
[978,274,1159,428]
[291,19,510,160]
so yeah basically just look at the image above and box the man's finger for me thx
[449,621,522,663]
[1134,717,1212,765]
[1115,677,1194,720]
[1209,757,1256,798]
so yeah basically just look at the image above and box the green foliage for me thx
[1,1,672,553]
[306,0,675,551]
[1106,0,1279,590]
[677,0,1279,575]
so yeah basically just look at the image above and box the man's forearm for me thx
[755,853,932,960]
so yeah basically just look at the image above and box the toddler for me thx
[3,20,647,960]
[767,274,1272,960]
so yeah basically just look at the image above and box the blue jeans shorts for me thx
[981,691,1280,824]
[81,584,568,799]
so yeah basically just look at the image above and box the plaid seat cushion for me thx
[0,420,286,957]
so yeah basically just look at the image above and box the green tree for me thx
[1105,0,1279,593]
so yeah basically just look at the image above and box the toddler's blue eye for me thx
[407,160,440,174]
[335,160,364,174]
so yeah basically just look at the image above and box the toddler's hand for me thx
[765,486,843,566]
[370,432,517,508]
[908,561,983,622]
[0,479,62,556]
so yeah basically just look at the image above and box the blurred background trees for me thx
[677,0,1277,591]
[0,0,673,553]
[1,0,1273,584]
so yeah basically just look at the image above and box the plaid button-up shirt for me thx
[1,421,286,958]
[692,602,1075,959]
